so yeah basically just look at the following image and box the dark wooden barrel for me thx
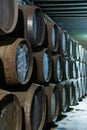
[77,78,83,100]
[51,55,63,83]
[0,0,18,34]
[64,31,71,57]
[76,61,80,78]
[58,82,69,112]
[79,44,82,62]
[82,47,85,63]
[13,5,45,48]
[33,48,52,83]
[67,37,73,60]
[13,83,46,130]
[81,78,86,97]
[0,38,33,85]
[68,38,79,61]
[62,57,70,80]
[45,21,59,52]
[69,60,77,79]
[82,63,86,78]
[0,91,22,130]
[65,81,74,106]
[73,40,80,60]
[75,41,80,61]
[44,83,60,122]
[71,80,79,105]
[79,62,82,77]
[72,39,77,60]
[58,28,67,56]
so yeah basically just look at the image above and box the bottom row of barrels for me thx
[0,78,87,130]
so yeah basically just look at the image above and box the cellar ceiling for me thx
[33,0,87,49]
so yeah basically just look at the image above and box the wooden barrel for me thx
[45,21,59,52]
[66,33,70,57]
[67,37,73,60]
[0,38,33,85]
[51,55,63,83]
[72,40,80,60]
[82,47,85,63]
[13,5,45,48]
[79,44,82,62]
[58,82,69,112]
[69,60,77,79]
[79,62,83,77]
[44,83,60,122]
[81,78,86,97]
[71,80,79,105]
[75,41,80,61]
[65,81,74,106]
[62,57,70,80]
[33,48,52,83]
[77,78,83,100]
[72,39,77,60]
[0,90,22,130]
[13,83,46,130]
[82,63,86,78]
[0,0,18,34]
[58,29,67,56]
[76,61,80,78]
[67,38,79,61]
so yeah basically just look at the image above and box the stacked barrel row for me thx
[0,0,87,130]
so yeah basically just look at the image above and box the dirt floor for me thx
[46,96,87,130]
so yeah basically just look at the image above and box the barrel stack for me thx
[0,1,87,130]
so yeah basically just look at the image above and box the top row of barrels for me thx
[0,0,87,63]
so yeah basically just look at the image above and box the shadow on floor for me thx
[43,122,58,130]
[57,114,67,121]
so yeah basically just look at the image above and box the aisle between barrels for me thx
[47,96,87,130]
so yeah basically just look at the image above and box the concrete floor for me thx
[50,96,87,130]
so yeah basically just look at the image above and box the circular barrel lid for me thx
[69,84,74,106]
[65,59,70,80]
[16,40,30,83]
[43,51,49,82]
[57,57,63,81]
[75,41,80,60]
[52,55,63,82]
[79,44,82,62]
[69,39,73,59]
[42,49,52,82]
[61,31,67,56]
[58,28,67,56]
[62,86,68,112]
